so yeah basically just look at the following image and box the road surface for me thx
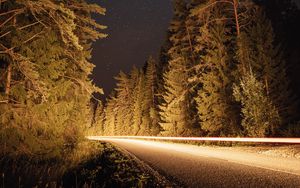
[93,138,300,187]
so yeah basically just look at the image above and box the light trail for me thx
[87,138,300,177]
[86,136,300,144]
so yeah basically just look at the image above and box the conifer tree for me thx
[112,67,143,135]
[132,69,145,135]
[160,56,192,136]
[114,71,132,135]
[236,7,298,133]
[0,0,106,156]
[144,57,161,135]
[233,71,280,136]
[92,101,105,135]
[193,4,241,136]
[159,0,196,136]
[103,94,117,136]
[255,0,300,104]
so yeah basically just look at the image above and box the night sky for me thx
[91,0,173,95]
[90,0,300,96]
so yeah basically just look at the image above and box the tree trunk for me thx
[265,77,269,96]
[4,11,16,97]
[185,24,196,64]
[5,62,11,96]
[233,0,240,36]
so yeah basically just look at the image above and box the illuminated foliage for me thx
[114,70,133,135]
[90,101,105,135]
[103,93,118,136]
[100,57,161,136]
[144,57,161,135]
[132,69,145,135]
[92,0,299,138]
[189,1,241,136]
[0,0,106,157]
[233,72,281,137]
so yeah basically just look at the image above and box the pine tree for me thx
[159,0,196,136]
[132,69,145,135]
[0,0,106,156]
[233,71,280,137]
[113,67,144,135]
[114,71,132,135]
[103,94,117,136]
[157,1,199,136]
[92,101,105,135]
[160,56,192,136]
[143,57,161,135]
[193,3,241,136]
[236,7,298,134]
[255,0,300,106]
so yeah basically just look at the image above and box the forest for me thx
[0,1,134,187]
[0,0,106,160]
[91,0,300,138]
[1,0,300,187]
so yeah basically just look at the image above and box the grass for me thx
[61,142,158,187]
[0,141,161,188]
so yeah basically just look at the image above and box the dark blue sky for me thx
[91,0,173,95]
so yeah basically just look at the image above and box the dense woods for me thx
[0,0,300,186]
[93,0,300,138]
[0,0,106,157]
[1,1,298,159]
[0,1,127,186]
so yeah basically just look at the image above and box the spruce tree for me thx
[233,71,280,137]
[159,0,196,136]
[114,71,132,135]
[144,57,161,135]
[132,69,145,135]
[236,7,298,134]
[0,0,106,156]
[103,94,117,136]
[127,67,141,135]
[255,0,300,105]
[192,2,242,136]
[159,56,192,136]
[91,101,105,135]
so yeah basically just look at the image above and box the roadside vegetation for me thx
[0,141,165,187]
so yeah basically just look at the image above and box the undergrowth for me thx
[0,141,158,188]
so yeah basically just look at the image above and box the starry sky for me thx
[90,0,173,95]
[90,0,300,96]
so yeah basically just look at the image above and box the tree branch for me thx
[23,30,45,44]
[194,0,234,13]
[0,21,40,40]
[62,75,103,102]
[0,14,15,28]
[0,8,24,17]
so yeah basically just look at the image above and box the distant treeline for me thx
[92,0,300,138]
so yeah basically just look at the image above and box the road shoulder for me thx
[112,143,181,187]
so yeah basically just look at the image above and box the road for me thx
[92,138,300,187]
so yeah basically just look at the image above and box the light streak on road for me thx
[87,136,300,177]
[87,136,300,144]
